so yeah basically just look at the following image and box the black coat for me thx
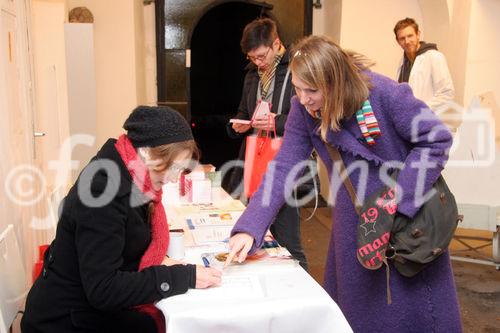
[21,139,195,333]
[225,51,295,194]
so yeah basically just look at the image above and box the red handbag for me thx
[243,116,282,198]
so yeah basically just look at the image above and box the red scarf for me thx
[115,134,169,333]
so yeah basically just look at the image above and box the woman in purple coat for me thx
[226,36,462,332]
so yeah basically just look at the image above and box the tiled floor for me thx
[300,207,500,333]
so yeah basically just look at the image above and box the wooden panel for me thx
[265,0,312,46]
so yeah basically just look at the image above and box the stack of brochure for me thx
[187,211,242,245]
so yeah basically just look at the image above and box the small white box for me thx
[162,182,180,205]
[188,170,206,181]
[191,179,212,204]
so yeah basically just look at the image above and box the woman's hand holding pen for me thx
[162,256,221,288]
[195,265,222,288]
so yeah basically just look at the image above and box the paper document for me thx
[187,275,264,298]
[186,211,242,229]
[219,275,264,297]
[229,119,251,125]
[191,226,232,244]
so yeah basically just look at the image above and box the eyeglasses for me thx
[246,47,271,62]
[168,161,194,175]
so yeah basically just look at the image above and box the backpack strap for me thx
[276,68,291,116]
[325,144,362,214]
[327,143,395,304]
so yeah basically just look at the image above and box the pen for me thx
[202,256,210,268]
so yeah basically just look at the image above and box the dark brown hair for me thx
[393,17,419,37]
[240,18,279,54]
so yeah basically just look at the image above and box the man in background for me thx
[394,17,461,132]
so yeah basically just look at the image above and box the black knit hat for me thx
[123,105,194,147]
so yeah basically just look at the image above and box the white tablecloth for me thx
[156,258,352,333]
[157,187,352,333]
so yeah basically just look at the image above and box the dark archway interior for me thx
[189,3,267,169]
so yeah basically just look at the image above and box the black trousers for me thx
[21,309,158,333]
[270,203,308,270]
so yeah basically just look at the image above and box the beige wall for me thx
[312,0,500,108]
[446,0,471,106]
[24,0,157,188]
[314,0,423,77]
[312,0,341,42]
[340,0,423,77]
[312,0,500,202]
[464,0,500,143]
[0,1,48,320]
[32,0,70,183]
[313,0,422,201]
[133,0,146,105]
[65,0,149,148]
[418,0,451,54]
[66,0,498,170]
[143,1,157,105]
[464,0,500,108]
[64,23,97,179]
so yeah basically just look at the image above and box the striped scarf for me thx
[356,100,381,145]
[258,44,285,100]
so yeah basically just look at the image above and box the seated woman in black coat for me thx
[21,106,222,333]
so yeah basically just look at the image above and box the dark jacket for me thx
[227,50,294,138]
[225,51,295,194]
[21,139,195,333]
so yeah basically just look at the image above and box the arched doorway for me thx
[189,2,269,169]
[155,0,312,169]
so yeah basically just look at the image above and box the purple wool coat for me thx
[232,72,462,332]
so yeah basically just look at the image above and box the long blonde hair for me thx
[290,35,374,141]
